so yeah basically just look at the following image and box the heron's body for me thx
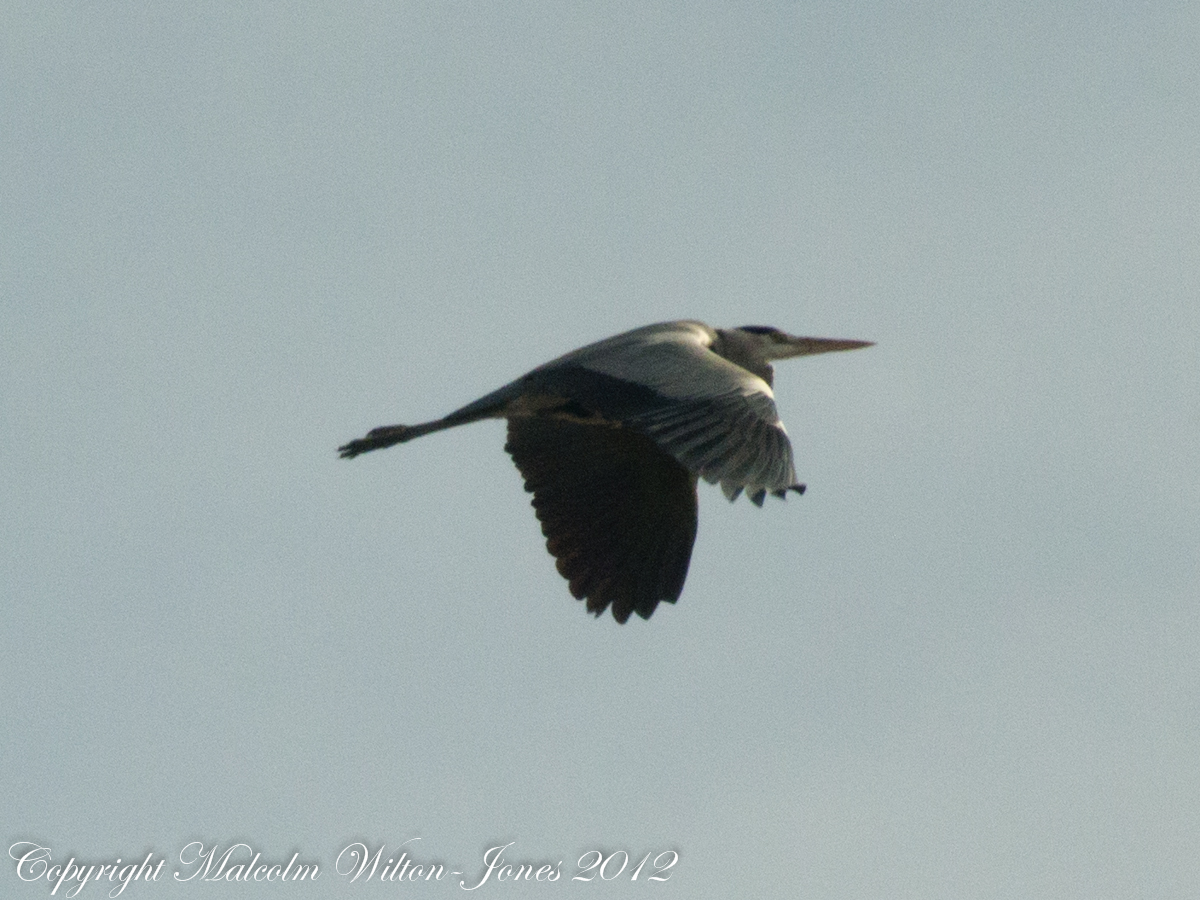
[340,320,871,622]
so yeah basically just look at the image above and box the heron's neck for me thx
[712,330,775,386]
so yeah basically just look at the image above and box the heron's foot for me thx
[337,425,414,458]
[337,438,374,459]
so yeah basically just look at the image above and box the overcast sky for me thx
[4,2,1198,898]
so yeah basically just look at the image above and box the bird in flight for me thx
[340,321,871,623]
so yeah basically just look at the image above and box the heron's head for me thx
[734,326,874,361]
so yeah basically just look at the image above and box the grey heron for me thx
[339,320,871,623]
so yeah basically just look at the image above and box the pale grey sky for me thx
[4,2,1198,898]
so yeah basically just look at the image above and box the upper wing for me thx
[625,390,802,505]
[523,322,803,504]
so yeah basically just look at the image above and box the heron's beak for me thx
[777,336,874,359]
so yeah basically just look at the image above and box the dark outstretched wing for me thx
[504,417,699,623]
